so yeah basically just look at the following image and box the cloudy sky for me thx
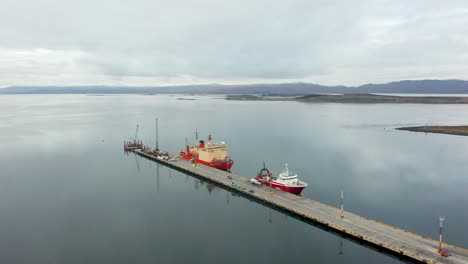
[0,0,467,87]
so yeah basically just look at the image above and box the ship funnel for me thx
[199,140,205,148]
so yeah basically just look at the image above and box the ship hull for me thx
[261,181,305,195]
[180,152,233,171]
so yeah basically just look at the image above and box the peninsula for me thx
[397,126,468,136]
[225,93,468,104]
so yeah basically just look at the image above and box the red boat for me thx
[179,135,234,171]
[254,163,308,195]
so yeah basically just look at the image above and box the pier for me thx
[132,148,468,264]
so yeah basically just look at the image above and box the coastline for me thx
[396,125,468,136]
[225,94,468,104]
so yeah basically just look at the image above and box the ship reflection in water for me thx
[145,155,297,227]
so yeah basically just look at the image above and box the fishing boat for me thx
[254,163,308,195]
[179,134,234,171]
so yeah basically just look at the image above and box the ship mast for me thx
[185,137,190,153]
[265,161,273,194]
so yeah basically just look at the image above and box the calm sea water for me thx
[0,94,467,264]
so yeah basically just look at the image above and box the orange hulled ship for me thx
[179,135,234,171]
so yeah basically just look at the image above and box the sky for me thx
[0,0,467,87]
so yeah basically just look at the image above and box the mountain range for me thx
[1,80,468,95]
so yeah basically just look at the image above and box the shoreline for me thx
[396,125,468,136]
[225,94,468,104]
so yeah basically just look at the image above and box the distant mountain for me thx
[356,80,468,94]
[0,85,225,94]
[1,80,467,95]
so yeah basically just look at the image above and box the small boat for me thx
[254,163,308,195]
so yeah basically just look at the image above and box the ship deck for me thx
[133,149,468,264]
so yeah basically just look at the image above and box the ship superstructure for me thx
[179,135,234,171]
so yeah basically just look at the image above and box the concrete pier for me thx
[133,149,468,264]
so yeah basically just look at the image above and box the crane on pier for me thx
[123,124,144,151]
[134,124,140,143]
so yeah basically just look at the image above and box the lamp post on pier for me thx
[340,190,344,220]
[155,117,159,152]
[438,216,448,257]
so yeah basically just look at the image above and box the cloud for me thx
[0,0,467,87]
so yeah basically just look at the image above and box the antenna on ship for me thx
[196,128,199,141]
[185,137,190,155]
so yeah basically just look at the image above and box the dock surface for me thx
[134,149,468,264]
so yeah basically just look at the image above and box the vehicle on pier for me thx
[249,178,262,185]
[179,134,234,171]
[253,163,308,195]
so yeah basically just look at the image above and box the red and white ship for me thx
[254,163,308,195]
[179,135,234,171]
